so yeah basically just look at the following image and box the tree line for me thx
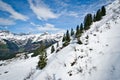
[62,6,106,45]
[33,6,106,69]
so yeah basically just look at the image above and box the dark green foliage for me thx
[80,23,84,33]
[62,34,66,42]
[76,25,79,36]
[96,9,102,21]
[93,14,96,22]
[101,6,106,16]
[75,23,83,38]
[0,53,15,60]
[0,40,19,60]
[71,28,74,36]
[77,38,82,45]
[0,42,15,60]
[37,51,47,69]
[62,30,70,47]
[84,13,93,30]
[0,43,8,49]
[3,39,19,52]
[34,43,47,69]
[62,30,70,43]
[63,41,69,47]
[66,30,70,42]
[93,6,106,22]
[51,45,55,53]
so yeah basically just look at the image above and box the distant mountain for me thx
[0,30,63,60]
[1,0,120,80]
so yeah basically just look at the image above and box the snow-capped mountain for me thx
[0,0,120,80]
[0,30,62,46]
[0,30,63,60]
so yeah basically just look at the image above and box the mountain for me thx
[0,30,63,60]
[0,0,120,80]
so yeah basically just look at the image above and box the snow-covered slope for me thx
[0,0,120,80]
[33,0,120,80]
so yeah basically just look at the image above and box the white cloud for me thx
[0,18,15,26]
[28,0,58,20]
[0,0,29,21]
[37,23,60,31]
[30,22,62,32]
[68,11,79,17]
[30,22,39,26]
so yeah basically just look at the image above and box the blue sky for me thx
[0,0,114,34]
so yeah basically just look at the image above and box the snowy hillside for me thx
[0,0,120,80]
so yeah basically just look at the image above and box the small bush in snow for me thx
[24,69,35,80]
[63,41,69,47]
[68,70,72,76]
[76,66,83,74]
[51,45,55,53]
[71,58,77,66]
[77,38,82,45]
[86,35,89,39]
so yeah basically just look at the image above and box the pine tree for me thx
[80,23,83,33]
[38,51,47,69]
[96,9,102,21]
[75,25,80,38]
[93,14,96,22]
[62,30,70,47]
[101,6,106,16]
[51,45,55,53]
[84,13,93,30]
[71,28,74,36]
[62,34,66,42]
[66,30,70,42]
[37,43,47,69]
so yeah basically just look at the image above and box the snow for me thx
[0,0,120,80]
[0,54,39,80]
[0,31,63,46]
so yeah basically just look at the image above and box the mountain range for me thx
[0,30,62,60]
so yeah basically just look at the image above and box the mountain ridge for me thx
[0,30,63,60]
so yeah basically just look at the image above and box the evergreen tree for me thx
[101,6,106,16]
[75,25,80,38]
[93,14,96,22]
[62,30,70,47]
[96,9,102,21]
[37,43,47,69]
[80,23,84,33]
[62,34,66,42]
[71,28,74,36]
[84,13,93,30]
[38,51,47,69]
[66,30,70,42]
[51,45,55,53]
